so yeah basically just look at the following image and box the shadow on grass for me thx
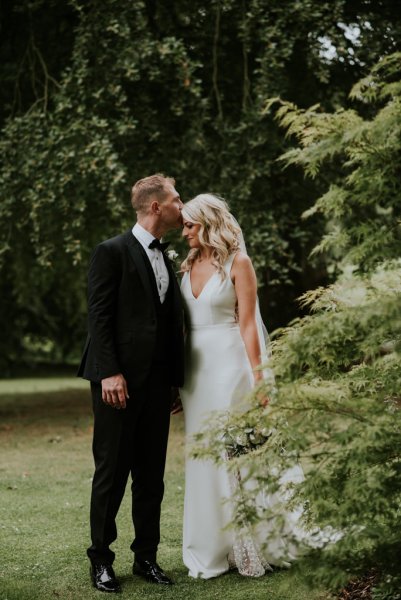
[0,388,92,426]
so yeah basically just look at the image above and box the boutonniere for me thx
[166,248,182,276]
[167,249,179,262]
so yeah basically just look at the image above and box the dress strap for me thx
[224,252,238,276]
[180,270,189,289]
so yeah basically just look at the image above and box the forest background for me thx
[1,0,400,373]
[2,2,401,599]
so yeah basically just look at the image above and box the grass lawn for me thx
[0,379,330,600]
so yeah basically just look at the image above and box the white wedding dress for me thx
[179,251,341,579]
[180,253,253,578]
[180,254,307,579]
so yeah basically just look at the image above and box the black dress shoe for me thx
[90,563,121,593]
[133,559,173,585]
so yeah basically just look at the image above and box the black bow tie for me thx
[148,238,170,252]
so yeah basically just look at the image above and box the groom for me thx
[78,174,185,592]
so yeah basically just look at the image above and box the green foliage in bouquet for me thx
[223,423,274,459]
[194,53,401,598]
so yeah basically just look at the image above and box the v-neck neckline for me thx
[189,269,217,300]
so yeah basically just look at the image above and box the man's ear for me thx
[150,200,161,214]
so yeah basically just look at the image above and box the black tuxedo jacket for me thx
[78,230,185,389]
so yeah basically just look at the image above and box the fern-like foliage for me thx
[195,53,401,598]
[271,53,401,274]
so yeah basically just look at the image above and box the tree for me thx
[196,53,401,598]
[1,1,400,370]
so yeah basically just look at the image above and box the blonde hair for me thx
[131,173,175,214]
[181,194,241,278]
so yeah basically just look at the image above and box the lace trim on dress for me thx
[227,466,273,577]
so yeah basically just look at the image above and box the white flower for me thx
[167,249,179,261]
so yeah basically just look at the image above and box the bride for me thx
[178,193,301,579]
[177,193,340,580]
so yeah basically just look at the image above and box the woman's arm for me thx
[232,252,264,384]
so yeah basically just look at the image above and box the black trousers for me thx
[87,365,171,565]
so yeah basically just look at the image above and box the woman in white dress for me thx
[179,193,272,579]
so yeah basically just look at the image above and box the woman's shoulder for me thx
[231,250,252,269]
[227,251,253,281]
[231,250,257,282]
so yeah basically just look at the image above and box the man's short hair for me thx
[131,173,175,214]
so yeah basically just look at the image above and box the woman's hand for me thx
[256,390,270,408]
[255,384,270,407]
[254,373,269,407]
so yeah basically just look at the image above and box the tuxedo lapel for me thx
[125,231,157,310]
[162,251,175,283]
[162,251,183,319]
[126,230,182,324]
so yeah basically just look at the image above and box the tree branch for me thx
[241,0,250,111]
[212,1,223,119]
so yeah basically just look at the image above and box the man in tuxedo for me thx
[78,174,185,592]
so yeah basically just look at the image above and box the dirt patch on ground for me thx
[338,571,379,600]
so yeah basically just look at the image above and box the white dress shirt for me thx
[132,223,169,303]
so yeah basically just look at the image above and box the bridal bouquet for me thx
[223,425,273,459]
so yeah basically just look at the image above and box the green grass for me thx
[0,379,330,600]
[0,376,88,395]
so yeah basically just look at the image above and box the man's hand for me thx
[101,373,129,409]
[171,387,183,415]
